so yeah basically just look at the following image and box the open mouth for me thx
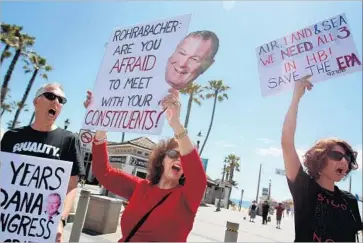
[48,109,56,117]
[171,165,181,174]
[335,168,344,176]
[173,66,187,75]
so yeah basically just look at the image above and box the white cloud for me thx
[215,140,236,148]
[256,146,306,160]
[222,0,236,11]
[257,138,275,144]
[354,144,362,170]
[256,147,282,157]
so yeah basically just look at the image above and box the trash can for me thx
[83,195,123,234]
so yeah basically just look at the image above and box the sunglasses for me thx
[327,150,355,164]
[42,92,67,104]
[166,149,180,159]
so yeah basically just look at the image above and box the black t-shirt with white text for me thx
[288,166,362,242]
[0,126,86,178]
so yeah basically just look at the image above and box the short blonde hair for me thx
[34,82,65,98]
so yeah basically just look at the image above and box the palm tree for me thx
[199,80,230,156]
[224,165,230,182]
[1,29,35,106]
[0,97,18,117]
[226,154,241,184]
[179,83,205,128]
[11,52,52,128]
[0,23,21,65]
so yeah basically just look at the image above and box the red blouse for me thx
[92,142,207,242]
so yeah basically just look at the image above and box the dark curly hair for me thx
[303,138,358,179]
[146,138,185,185]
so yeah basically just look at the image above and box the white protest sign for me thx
[83,14,192,134]
[0,152,72,243]
[256,13,362,97]
[79,129,95,153]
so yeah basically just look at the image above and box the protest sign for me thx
[0,152,72,243]
[83,14,192,135]
[256,13,362,97]
[79,129,95,153]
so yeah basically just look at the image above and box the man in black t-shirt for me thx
[262,201,270,225]
[1,83,85,242]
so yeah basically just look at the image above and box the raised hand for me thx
[293,75,313,101]
[83,91,93,109]
[160,88,182,129]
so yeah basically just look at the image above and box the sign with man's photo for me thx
[82,14,192,135]
[82,14,220,135]
[0,152,72,243]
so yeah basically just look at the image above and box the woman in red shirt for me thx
[84,89,207,242]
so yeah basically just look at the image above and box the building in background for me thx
[82,136,222,203]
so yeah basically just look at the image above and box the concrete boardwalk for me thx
[63,185,362,242]
[63,186,296,242]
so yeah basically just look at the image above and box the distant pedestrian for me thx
[262,201,270,225]
[275,203,285,229]
[248,201,257,222]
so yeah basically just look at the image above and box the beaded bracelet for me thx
[175,128,188,139]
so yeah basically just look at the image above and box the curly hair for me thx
[303,138,358,179]
[146,138,185,185]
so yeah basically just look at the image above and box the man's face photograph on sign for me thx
[45,193,61,220]
[165,30,220,90]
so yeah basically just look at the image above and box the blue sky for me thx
[1,1,362,202]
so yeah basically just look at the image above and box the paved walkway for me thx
[63,185,296,242]
[63,185,362,242]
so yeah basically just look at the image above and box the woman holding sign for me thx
[281,76,362,242]
[84,88,207,242]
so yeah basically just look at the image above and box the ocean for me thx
[230,198,252,209]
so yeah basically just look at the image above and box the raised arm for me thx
[281,76,313,182]
[83,91,141,200]
[162,88,207,213]
[92,131,142,200]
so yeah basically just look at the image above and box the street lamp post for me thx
[255,163,262,202]
[268,179,271,200]
[64,119,70,130]
[196,130,202,153]
[239,189,244,212]
[216,159,227,212]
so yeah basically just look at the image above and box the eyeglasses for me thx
[42,92,67,104]
[166,149,180,159]
[327,150,355,164]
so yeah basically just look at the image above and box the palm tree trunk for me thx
[199,90,218,156]
[0,108,5,117]
[29,111,35,125]
[0,44,10,65]
[12,69,38,128]
[230,163,235,182]
[1,48,21,105]
[184,93,193,128]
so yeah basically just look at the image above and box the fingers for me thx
[168,88,179,98]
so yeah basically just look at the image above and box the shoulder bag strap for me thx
[124,192,172,242]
